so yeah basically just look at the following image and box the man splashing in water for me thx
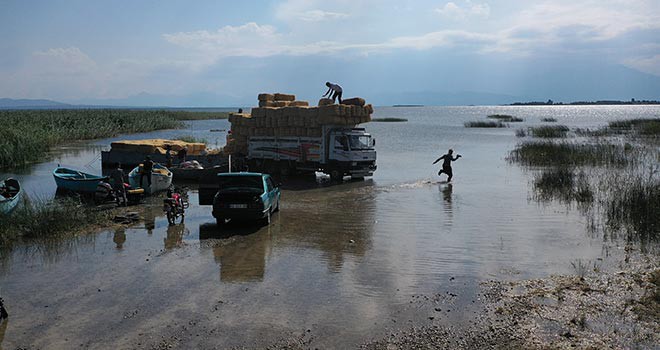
[433,149,462,182]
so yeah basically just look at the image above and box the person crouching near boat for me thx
[109,162,127,206]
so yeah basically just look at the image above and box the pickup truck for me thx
[199,172,280,225]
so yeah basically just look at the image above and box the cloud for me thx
[624,54,660,76]
[296,10,349,22]
[435,1,490,20]
[163,22,283,57]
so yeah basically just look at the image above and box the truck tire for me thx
[330,170,343,182]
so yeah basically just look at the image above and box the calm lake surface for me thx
[1,105,659,348]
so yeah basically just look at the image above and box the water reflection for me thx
[0,320,7,350]
[440,183,453,226]
[199,223,270,282]
[164,224,188,250]
[113,228,126,249]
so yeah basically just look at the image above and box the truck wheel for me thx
[330,170,343,182]
[279,163,292,177]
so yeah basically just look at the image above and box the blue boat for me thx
[0,178,21,215]
[53,167,108,193]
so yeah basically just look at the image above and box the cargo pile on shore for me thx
[224,93,373,154]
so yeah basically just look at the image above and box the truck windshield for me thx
[218,176,263,191]
[348,135,372,150]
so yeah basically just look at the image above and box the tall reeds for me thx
[508,141,629,167]
[0,109,227,169]
[0,197,106,245]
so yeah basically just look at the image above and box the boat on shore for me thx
[0,178,22,214]
[128,163,173,194]
[53,167,108,193]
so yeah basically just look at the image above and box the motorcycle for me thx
[163,187,189,225]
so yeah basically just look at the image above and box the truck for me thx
[245,125,377,181]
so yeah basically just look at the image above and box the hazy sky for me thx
[1,0,659,105]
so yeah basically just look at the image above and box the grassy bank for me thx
[465,121,506,128]
[371,117,408,122]
[0,109,228,169]
[529,125,570,138]
[0,197,107,246]
[487,114,523,122]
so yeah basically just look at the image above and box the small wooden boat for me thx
[128,163,173,194]
[53,167,108,193]
[0,178,21,214]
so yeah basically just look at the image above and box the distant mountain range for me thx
[2,93,659,109]
[0,98,71,108]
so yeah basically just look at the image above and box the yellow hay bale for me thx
[289,100,309,107]
[111,139,206,155]
[259,100,277,107]
[272,101,290,107]
[251,107,266,119]
[341,97,366,106]
[318,98,334,106]
[274,93,295,101]
[318,104,340,117]
[258,93,274,101]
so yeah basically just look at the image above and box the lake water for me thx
[1,105,658,348]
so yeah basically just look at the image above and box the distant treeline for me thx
[510,99,660,106]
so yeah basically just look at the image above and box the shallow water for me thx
[1,105,659,348]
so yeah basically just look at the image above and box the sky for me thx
[1,0,659,106]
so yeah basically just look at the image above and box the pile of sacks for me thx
[224,93,373,154]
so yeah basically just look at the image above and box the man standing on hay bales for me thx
[323,82,343,104]
[433,149,462,182]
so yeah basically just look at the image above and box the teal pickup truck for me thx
[199,172,280,226]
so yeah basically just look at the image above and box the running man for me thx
[433,149,462,182]
[322,82,343,104]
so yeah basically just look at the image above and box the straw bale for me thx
[365,104,374,114]
[274,93,296,101]
[289,100,309,107]
[260,100,280,107]
[319,104,340,117]
[258,93,274,101]
[341,97,366,106]
[273,101,291,107]
[318,98,334,106]
[250,108,265,119]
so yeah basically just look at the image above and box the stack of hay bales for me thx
[111,139,206,155]
[224,93,374,154]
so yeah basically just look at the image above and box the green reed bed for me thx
[606,176,660,241]
[609,118,660,136]
[0,197,106,245]
[464,121,506,128]
[508,141,629,167]
[371,117,408,122]
[533,168,593,203]
[0,109,227,169]
[529,125,569,138]
[487,114,524,122]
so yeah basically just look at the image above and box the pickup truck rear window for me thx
[218,176,263,191]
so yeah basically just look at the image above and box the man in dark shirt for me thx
[109,162,127,206]
[433,149,462,182]
[165,145,173,168]
[141,156,154,188]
